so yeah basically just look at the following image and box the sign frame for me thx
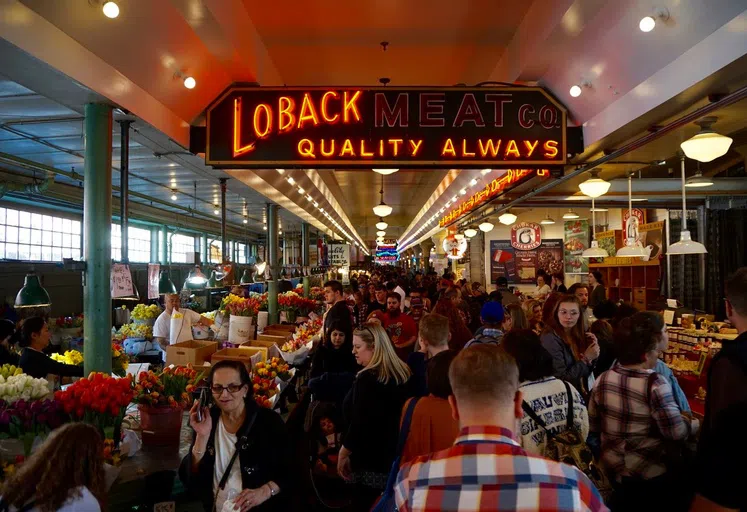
[203,85,568,169]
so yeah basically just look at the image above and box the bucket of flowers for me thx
[0,398,65,458]
[250,364,279,410]
[130,304,162,327]
[132,366,204,447]
[50,349,84,367]
[278,291,305,324]
[222,294,261,347]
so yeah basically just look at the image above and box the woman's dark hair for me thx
[506,304,528,330]
[0,319,16,343]
[502,329,554,382]
[1,422,105,511]
[208,360,254,401]
[611,302,638,330]
[590,319,613,344]
[542,292,563,324]
[426,350,457,399]
[325,321,350,350]
[614,311,665,365]
[552,272,564,283]
[593,300,618,321]
[591,271,604,285]
[20,316,46,348]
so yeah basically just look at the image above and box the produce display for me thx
[130,304,162,321]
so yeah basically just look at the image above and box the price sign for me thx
[111,263,134,298]
[147,264,160,300]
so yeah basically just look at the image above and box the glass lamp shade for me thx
[479,222,494,232]
[372,169,399,175]
[540,215,556,225]
[240,269,254,284]
[668,230,707,255]
[581,240,609,258]
[376,230,386,237]
[680,132,733,163]
[158,271,177,295]
[562,209,579,219]
[206,270,221,288]
[375,220,388,230]
[579,177,611,198]
[183,266,208,290]
[454,233,465,240]
[464,228,478,238]
[498,212,517,225]
[685,172,714,188]
[373,202,393,217]
[15,273,51,308]
[617,238,648,258]
[255,261,267,276]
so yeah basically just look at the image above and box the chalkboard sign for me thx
[111,263,135,298]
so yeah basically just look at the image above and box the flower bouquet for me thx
[220,294,260,346]
[114,322,153,342]
[132,366,204,447]
[309,287,325,302]
[111,343,129,378]
[50,350,84,366]
[0,398,65,457]
[0,374,51,404]
[278,291,304,323]
[279,317,321,365]
[54,315,84,330]
[0,365,22,380]
[250,291,269,312]
[250,372,279,409]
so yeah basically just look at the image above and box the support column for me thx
[150,227,159,263]
[301,223,310,297]
[83,103,113,375]
[118,120,132,263]
[267,204,279,324]
[220,178,228,263]
[201,234,208,266]
[160,225,168,264]
[420,239,435,273]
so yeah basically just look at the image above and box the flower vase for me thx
[138,405,183,448]
[22,432,35,457]
[284,310,296,324]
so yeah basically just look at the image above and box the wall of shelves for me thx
[589,259,661,310]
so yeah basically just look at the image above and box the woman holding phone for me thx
[179,360,293,512]
[540,295,600,396]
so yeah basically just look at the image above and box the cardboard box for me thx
[238,345,268,362]
[210,347,264,369]
[257,333,290,347]
[166,340,218,367]
[250,339,279,350]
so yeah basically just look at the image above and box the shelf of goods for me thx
[589,258,661,311]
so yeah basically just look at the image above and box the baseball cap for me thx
[481,301,505,324]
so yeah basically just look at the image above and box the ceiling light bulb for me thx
[376,220,388,230]
[469,179,478,186]
[183,76,196,89]
[459,188,467,195]
[579,171,611,197]
[306,195,312,201]
[243,217,248,224]
[541,214,555,225]
[499,212,518,225]
[680,117,733,162]
[286,176,295,185]
[479,222,494,233]
[170,190,177,201]
[481,169,492,176]
[563,209,579,219]
[297,187,305,194]
[451,195,458,202]
[639,16,656,32]
[454,233,465,240]
[213,205,219,215]
[464,228,478,238]
[373,202,392,217]
[263,226,267,230]
[685,171,714,188]
[372,169,399,175]
[102,1,119,18]
[276,169,285,174]
[569,85,582,97]
[313,201,318,207]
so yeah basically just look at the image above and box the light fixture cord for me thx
[627,172,633,246]
[680,154,687,221]
[591,198,596,240]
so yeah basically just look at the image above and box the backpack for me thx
[465,329,503,348]
[522,380,613,502]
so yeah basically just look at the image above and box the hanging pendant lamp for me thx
[579,170,611,198]
[680,117,733,163]
[582,197,609,258]
[498,211,518,225]
[372,174,393,217]
[464,228,478,238]
[563,209,579,219]
[669,154,708,255]
[540,210,555,225]
[617,173,648,258]
[685,164,713,188]
[158,270,178,295]
[14,271,52,308]
[375,218,388,230]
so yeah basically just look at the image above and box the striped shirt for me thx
[394,426,608,512]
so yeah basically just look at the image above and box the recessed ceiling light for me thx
[286,176,295,185]
[459,188,467,195]
[183,76,196,89]
[102,1,119,18]
[469,179,478,186]
[569,85,582,97]
[639,16,656,32]
[298,187,305,194]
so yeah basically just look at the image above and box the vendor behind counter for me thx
[153,294,214,360]
[18,317,84,379]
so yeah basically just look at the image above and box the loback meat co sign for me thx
[202,86,568,169]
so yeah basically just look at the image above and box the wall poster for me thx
[490,239,564,285]
[564,220,590,274]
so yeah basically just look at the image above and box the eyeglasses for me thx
[210,383,245,395]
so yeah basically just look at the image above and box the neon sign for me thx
[202,87,568,169]
[439,168,550,227]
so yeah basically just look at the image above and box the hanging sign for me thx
[623,208,646,244]
[328,243,350,267]
[511,222,542,250]
[202,86,568,169]
[439,168,550,226]
[111,263,135,298]
[147,264,160,300]
[443,236,468,260]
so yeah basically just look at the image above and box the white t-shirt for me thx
[2,486,100,512]
[153,308,202,344]
[518,377,589,457]
[534,284,552,298]
[213,418,243,512]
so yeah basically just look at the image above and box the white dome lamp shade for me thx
[498,211,517,225]
[464,228,478,238]
[479,221,494,233]
[376,230,386,237]
[685,167,714,188]
[540,210,555,225]
[562,209,579,220]
[372,174,393,217]
[454,233,465,240]
[680,117,733,163]
[669,154,708,255]
[578,170,611,198]
[372,168,399,175]
[582,197,609,258]
[617,172,648,258]
[375,218,388,230]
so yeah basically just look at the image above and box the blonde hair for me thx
[353,322,411,386]
[523,299,541,319]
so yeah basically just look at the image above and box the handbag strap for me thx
[216,408,258,492]
[562,380,574,430]
[521,380,576,438]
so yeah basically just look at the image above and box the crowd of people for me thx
[300,265,747,511]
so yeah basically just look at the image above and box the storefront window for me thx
[111,224,152,262]
[171,234,196,263]
[237,243,248,264]
[208,239,222,264]
[0,207,81,261]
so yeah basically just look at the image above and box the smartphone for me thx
[196,387,208,422]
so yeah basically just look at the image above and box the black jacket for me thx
[324,301,353,347]
[0,345,19,367]
[179,404,293,512]
[19,348,84,379]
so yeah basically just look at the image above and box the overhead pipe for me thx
[452,84,747,230]
[0,171,54,198]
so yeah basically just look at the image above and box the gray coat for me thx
[540,330,592,391]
